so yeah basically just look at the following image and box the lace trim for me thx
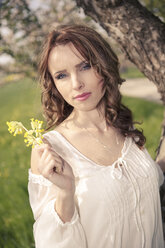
[46,199,79,226]
[28,169,52,186]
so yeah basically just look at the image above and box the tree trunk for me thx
[75,0,165,236]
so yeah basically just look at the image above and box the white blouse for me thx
[28,130,165,248]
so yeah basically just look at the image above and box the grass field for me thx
[0,77,164,247]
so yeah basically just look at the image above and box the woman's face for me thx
[48,42,105,112]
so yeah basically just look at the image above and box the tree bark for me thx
[75,0,165,102]
[75,0,165,236]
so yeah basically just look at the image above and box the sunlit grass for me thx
[0,77,164,247]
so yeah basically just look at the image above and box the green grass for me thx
[121,66,145,79]
[0,77,164,247]
[0,78,42,248]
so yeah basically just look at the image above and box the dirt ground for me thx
[120,78,161,104]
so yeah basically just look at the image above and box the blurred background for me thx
[0,0,164,247]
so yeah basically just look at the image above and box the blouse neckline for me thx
[50,130,132,169]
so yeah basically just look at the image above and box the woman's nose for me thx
[71,74,84,90]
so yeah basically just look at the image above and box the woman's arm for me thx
[157,160,165,173]
[28,142,87,248]
[55,190,75,223]
[156,138,165,173]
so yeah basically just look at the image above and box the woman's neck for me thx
[68,108,109,132]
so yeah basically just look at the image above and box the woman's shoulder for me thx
[46,118,78,141]
[43,123,68,141]
[43,121,74,150]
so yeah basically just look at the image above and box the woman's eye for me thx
[56,73,66,80]
[82,63,91,70]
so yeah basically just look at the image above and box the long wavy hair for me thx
[38,24,146,148]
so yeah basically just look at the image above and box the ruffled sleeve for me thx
[28,169,87,248]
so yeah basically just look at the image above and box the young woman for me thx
[28,24,165,248]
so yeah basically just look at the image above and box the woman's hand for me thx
[31,143,75,197]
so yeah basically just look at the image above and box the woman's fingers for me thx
[41,159,63,184]
[38,146,63,175]
[41,146,63,163]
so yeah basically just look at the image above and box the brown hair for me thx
[38,24,146,148]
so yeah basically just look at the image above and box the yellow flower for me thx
[31,118,44,132]
[6,121,24,136]
[6,119,44,147]
[24,130,43,148]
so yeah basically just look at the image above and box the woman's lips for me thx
[74,92,91,101]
